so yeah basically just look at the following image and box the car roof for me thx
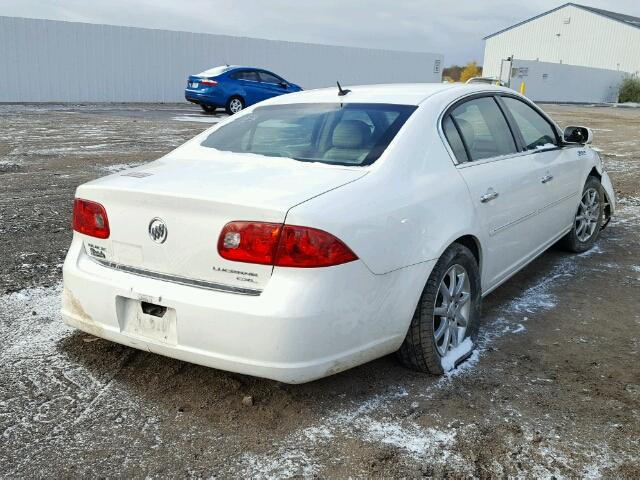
[227,65,273,72]
[258,83,510,107]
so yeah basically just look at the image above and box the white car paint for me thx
[62,83,616,383]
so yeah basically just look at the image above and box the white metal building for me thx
[0,16,443,103]
[483,3,640,79]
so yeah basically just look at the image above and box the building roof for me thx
[484,3,640,39]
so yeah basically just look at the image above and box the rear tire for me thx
[560,176,604,253]
[397,243,481,374]
[225,96,244,115]
[200,105,217,114]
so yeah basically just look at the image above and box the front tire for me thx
[225,96,244,115]
[397,243,481,374]
[560,176,604,253]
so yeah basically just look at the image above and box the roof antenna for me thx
[337,81,351,96]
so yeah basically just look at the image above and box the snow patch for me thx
[172,115,223,124]
[101,162,144,173]
[364,419,456,456]
[578,244,604,257]
[440,337,473,372]
[614,102,640,108]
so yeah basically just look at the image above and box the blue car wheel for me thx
[226,96,245,115]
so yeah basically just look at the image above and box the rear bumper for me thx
[184,89,223,107]
[62,238,433,383]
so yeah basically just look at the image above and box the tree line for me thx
[443,62,482,83]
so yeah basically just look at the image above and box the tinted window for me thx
[233,70,259,81]
[450,97,517,161]
[502,97,558,150]
[442,116,469,163]
[259,72,282,84]
[200,103,416,166]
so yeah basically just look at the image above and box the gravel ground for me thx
[0,103,639,478]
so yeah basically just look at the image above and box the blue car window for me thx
[235,70,259,82]
[259,72,282,84]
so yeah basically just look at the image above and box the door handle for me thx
[480,190,499,203]
[541,174,554,183]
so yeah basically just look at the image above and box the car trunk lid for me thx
[76,151,366,292]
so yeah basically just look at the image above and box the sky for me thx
[2,0,640,65]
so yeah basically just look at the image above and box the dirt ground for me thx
[0,103,638,478]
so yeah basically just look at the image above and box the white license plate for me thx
[118,297,177,344]
[191,82,199,88]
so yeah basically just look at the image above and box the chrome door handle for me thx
[480,190,499,203]
[541,174,554,183]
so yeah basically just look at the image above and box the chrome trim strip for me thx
[490,210,537,236]
[539,190,579,213]
[89,257,262,296]
[490,190,578,236]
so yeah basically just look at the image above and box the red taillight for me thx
[218,222,357,268]
[200,79,218,86]
[274,225,358,267]
[218,221,281,265]
[72,198,110,239]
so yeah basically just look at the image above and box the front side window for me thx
[501,97,558,150]
[200,103,416,166]
[449,97,517,161]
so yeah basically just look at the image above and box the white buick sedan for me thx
[62,84,615,383]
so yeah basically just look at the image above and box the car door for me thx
[498,95,583,238]
[443,95,544,291]
[257,71,289,100]
[233,70,262,105]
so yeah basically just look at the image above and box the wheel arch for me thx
[452,234,482,277]
[227,93,245,104]
[587,166,613,226]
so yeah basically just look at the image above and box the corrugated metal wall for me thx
[483,4,640,79]
[0,16,443,103]
[509,60,627,103]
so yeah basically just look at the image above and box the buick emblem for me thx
[148,218,168,244]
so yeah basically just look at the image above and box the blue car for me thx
[185,65,302,114]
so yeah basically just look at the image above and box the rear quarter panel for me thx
[284,102,484,276]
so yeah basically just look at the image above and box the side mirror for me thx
[279,82,289,89]
[563,126,593,144]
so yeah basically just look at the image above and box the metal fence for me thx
[0,16,443,102]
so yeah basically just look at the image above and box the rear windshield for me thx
[197,66,232,77]
[200,103,417,166]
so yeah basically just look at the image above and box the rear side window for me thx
[442,116,469,163]
[501,97,558,150]
[449,97,517,161]
[233,70,259,81]
[200,103,416,166]
[259,72,282,84]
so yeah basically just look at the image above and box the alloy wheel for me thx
[575,187,600,242]
[433,264,471,357]
[229,98,243,114]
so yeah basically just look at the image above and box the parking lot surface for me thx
[1,103,639,477]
